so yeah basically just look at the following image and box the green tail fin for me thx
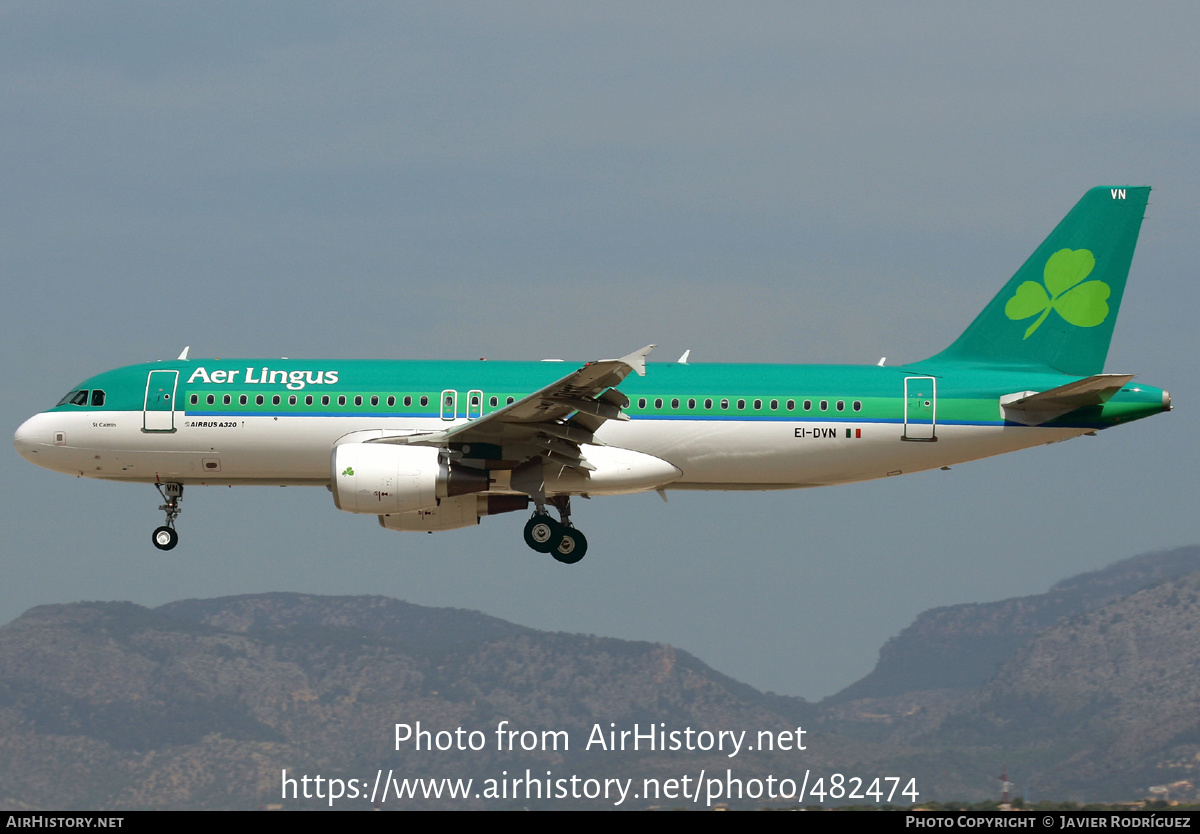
[925,186,1149,375]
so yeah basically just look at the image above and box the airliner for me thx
[13,187,1170,563]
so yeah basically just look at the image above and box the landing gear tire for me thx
[152,526,179,551]
[524,514,562,554]
[552,527,587,564]
[153,483,184,551]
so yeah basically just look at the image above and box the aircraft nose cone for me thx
[14,413,49,462]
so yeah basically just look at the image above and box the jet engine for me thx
[331,443,489,515]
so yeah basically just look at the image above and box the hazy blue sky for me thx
[3,2,1197,700]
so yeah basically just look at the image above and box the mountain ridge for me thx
[4,546,1200,808]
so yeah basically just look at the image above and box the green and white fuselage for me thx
[12,187,1172,560]
[14,358,1169,488]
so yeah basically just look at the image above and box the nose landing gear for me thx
[152,483,183,551]
[522,495,588,564]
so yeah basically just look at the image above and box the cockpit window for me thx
[90,390,105,407]
[57,390,90,406]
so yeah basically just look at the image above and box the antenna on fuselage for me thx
[677,349,691,364]
[177,346,191,361]
[877,357,886,366]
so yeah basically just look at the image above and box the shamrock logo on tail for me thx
[1004,248,1110,339]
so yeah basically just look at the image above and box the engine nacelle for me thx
[379,494,530,532]
[509,444,682,496]
[331,443,489,515]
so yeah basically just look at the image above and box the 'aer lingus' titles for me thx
[187,367,340,391]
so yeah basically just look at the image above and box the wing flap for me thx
[367,345,655,477]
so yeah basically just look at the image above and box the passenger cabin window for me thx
[654,398,663,408]
[720,399,729,409]
[354,395,363,406]
[206,394,215,405]
[256,395,265,405]
[91,390,105,407]
[853,401,862,412]
[490,396,498,407]
[819,400,828,411]
[687,399,696,409]
[420,396,429,407]
[272,395,281,406]
[769,399,777,410]
[737,399,745,410]
[753,399,762,410]
[704,399,713,409]
[371,395,379,406]
[190,394,199,405]
[803,400,812,410]
[387,396,395,407]
[786,400,795,410]
[289,395,297,406]
[306,395,314,406]
[241,395,248,405]
[223,394,231,405]
[638,398,646,408]
[338,396,347,406]
[403,396,412,406]
[321,395,330,406]
[506,396,514,405]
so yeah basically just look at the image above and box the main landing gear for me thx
[152,483,183,551]
[523,495,588,564]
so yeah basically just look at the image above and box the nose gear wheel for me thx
[152,526,179,550]
[152,483,184,551]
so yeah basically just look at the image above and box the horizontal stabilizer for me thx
[1000,373,1133,425]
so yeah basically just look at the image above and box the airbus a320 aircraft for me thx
[14,187,1170,564]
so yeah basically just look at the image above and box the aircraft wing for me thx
[370,344,655,473]
[1000,373,1134,425]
